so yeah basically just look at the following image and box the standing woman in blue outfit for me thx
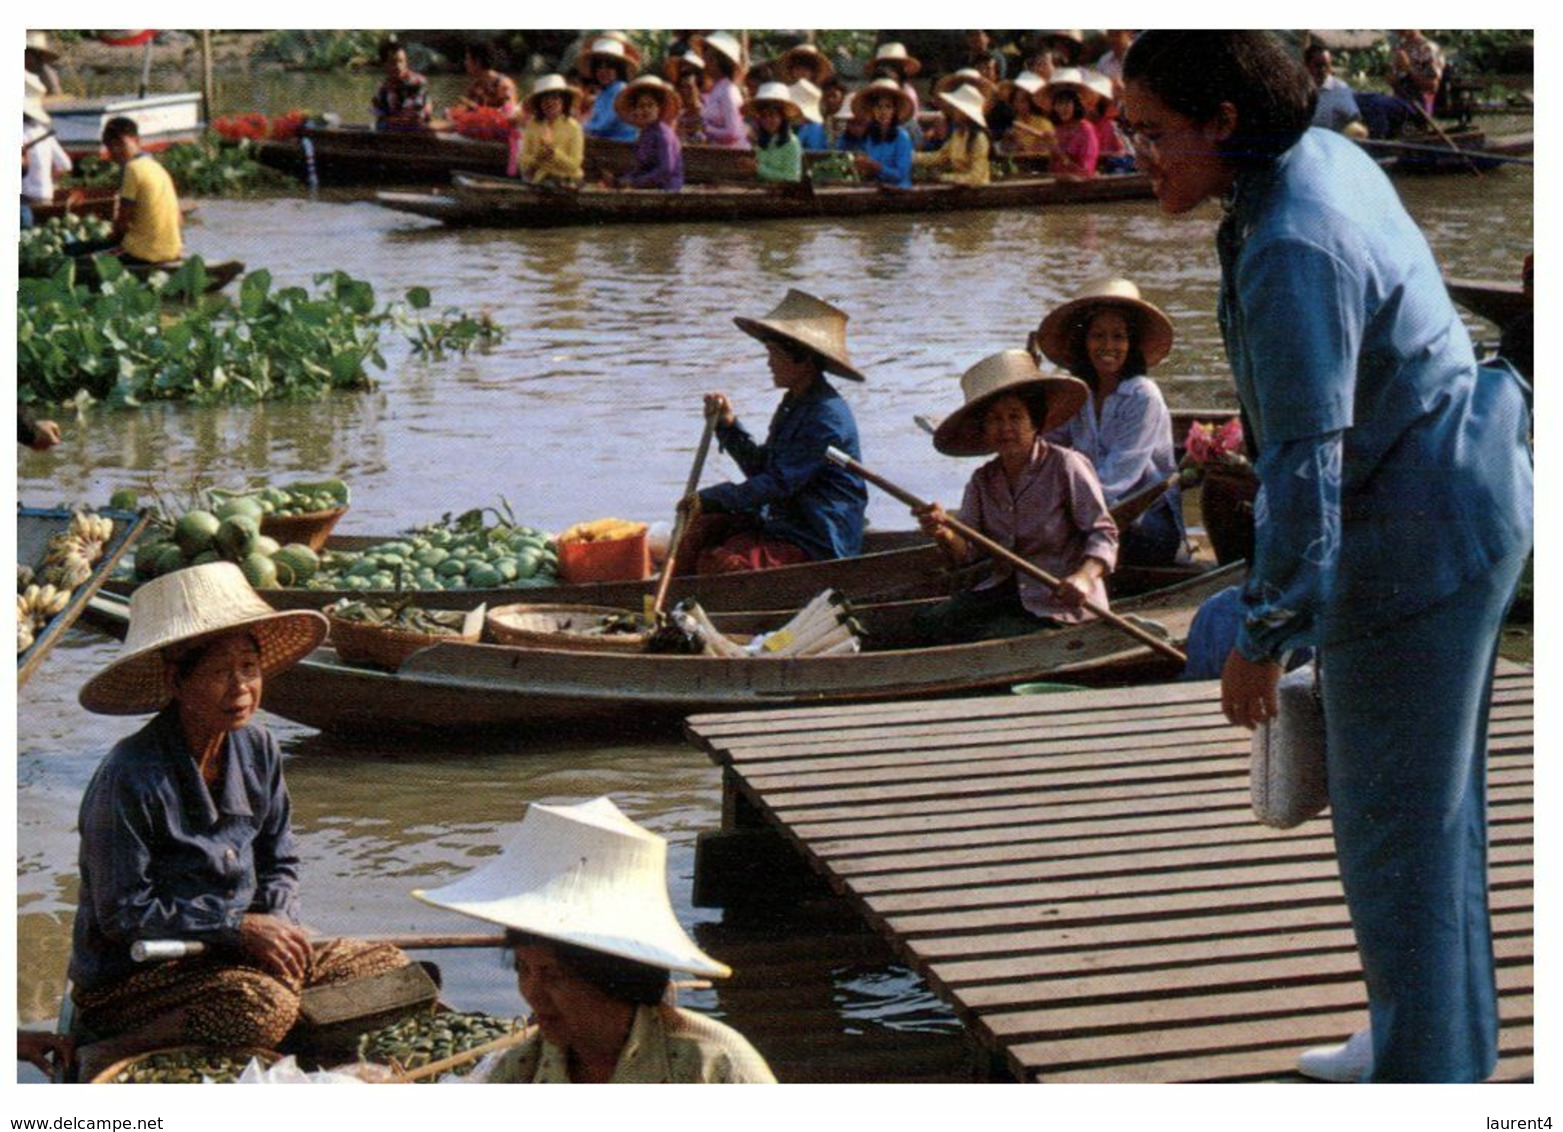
[845,79,915,189]
[1122,32,1532,1084]
[579,37,641,143]
[1033,277,1183,566]
[682,290,869,574]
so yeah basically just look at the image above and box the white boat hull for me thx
[48,92,203,157]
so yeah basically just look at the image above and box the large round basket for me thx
[1200,462,1259,566]
[260,507,348,553]
[486,603,651,653]
[326,607,482,672]
[92,1045,282,1084]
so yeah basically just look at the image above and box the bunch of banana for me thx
[558,517,647,545]
[17,583,72,653]
[38,512,115,591]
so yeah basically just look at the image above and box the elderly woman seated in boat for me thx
[580,36,641,143]
[413,797,775,1083]
[514,75,585,186]
[913,84,991,185]
[602,76,685,191]
[455,41,518,113]
[67,563,412,1079]
[1032,279,1185,567]
[683,289,869,574]
[742,83,805,183]
[913,350,1117,644]
[845,79,914,188]
[372,42,432,131]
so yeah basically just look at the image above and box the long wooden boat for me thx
[1358,129,1534,174]
[377,169,1157,229]
[1447,276,1530,328]
[88,564,1244,735]
[257,125,761,186]
[29,187,119,223]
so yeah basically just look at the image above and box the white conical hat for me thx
[744,81,803,123]
[937,83,988,129]
[414,797,731,979]
[789,78,824,124]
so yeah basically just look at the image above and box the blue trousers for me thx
[1321,550,1527,1082]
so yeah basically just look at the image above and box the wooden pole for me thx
[649,409,718,621]
[200,31,216,127]
[1409,97,1486,177]
[826,447,1188,664]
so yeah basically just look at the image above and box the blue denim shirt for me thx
[1218,129,1533,659]
[699,376,868,560]
[69,709,301,993]
[585,82,638,142]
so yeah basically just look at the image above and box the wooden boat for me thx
[50,92,204,161]
[1358,129,1534,174]
[258,125,762,186]
[1447,276,1530,328]
[87,563,1245,735]
[376,169,1157,229]
[29,187,119,223]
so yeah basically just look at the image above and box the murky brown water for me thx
[15,79,1532,1081]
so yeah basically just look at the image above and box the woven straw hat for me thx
[26,31,60,63]
[1045,66,1090,95]
[850,77,914,123]
[413,797,731,979]
[612,75,681,124]
[1000,70,1048,110]
[933,350,1089,456]
[1035,278,1175,373]
[789,79,824,124]
[578,36,641,80]
[79,562,327,716]
[779,43,834,84]
[937,83,989,129]
[935,68,998,101]
[734,289,866,382]
[523,74,580,118]
[872,42,922,78]
[703,31,745,69]
[675,49,706,75]
[1081,69,1115,103]
[744,81,803,123]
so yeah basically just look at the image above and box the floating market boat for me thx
[1446,276,1530,328]
[50,92,204,161]
[28,187,120,223]
[375,169,1157,228]
[1356,128,1534,174]
[88,563,1244,735]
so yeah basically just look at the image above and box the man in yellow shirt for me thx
[71,118,183,265]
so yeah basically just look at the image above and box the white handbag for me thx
[1250,661,1329,829]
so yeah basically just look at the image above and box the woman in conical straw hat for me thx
[580,35,641,143]
[912,351,1118,645]
[671,50,708,140]
[1032,278,1183,567]
[1045,67,1101,177]
[869,41,923,145]
[914,83,992,185]
[682,289,869,575]
[414,797,775,1083]
[68,563,411,1079]
[844,78,914,188]
[999,70,1056,157]
[605,75,685,190]
[789,78,829,150]
[743,81,804,183]
[514,74,584,185]
[699,32,749,148]
[777,41,834,86]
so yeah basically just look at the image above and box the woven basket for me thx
[261,507,348,553]
[93,1045,282,1084]
[1200,462,1259,566]
[486,603,651,653]
[326,604,483,671]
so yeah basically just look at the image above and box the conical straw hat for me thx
[612,75,682,124]
[872,42,922,77]
[744,81,803,123]
[78,562,327,716]
[778,43,834,83]
[703,31,745,69]
[935,68,998,101]
[733,289,866,382]
[789,79,824,124]
[413,797,731,979]
[578,36,641,80]
[523,73,579,117]
[1035,278,1175,373]
[937,83,989,129]
[933,350,1089,456]
[850,78,914,123]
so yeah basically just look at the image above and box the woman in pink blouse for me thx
[913,350,1118,645]
[699,32,750,148]
[1045,69,1100,177]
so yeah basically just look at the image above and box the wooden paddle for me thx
[826,447,1188,664]
[649,407,719,621]
[1407,100,1486,178]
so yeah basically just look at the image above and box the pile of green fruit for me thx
[305,522,558,593]
[211,478,350,517]
[131,497,321,589]
[358,1011,520,1078]
[19,215,113,277]
[109,1049,268,1084]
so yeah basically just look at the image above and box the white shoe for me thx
[1298,1027,1373,1082]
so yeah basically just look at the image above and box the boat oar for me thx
[825,447,1188,665]
[649,407,719,622]
[1360,135,1533,167]
[1408,100,1487,178]
[1108,475,1174,528]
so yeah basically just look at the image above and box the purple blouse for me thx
[956,439,1118,622]
[622,122,684,190]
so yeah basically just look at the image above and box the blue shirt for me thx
[1218,128,1532,660]
[699,376,868,560]
[69,709,301,993]
[797,121,829,151]
[585,81,638,142]
[858,127,913,188]
[1048,375,1181,532]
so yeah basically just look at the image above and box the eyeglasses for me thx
[186,659,264,687]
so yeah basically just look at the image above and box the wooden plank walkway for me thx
[687,662,1533,1082]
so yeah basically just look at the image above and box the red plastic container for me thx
[557,529,650,584]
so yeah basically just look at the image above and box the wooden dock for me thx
[688,663,1533,1082]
